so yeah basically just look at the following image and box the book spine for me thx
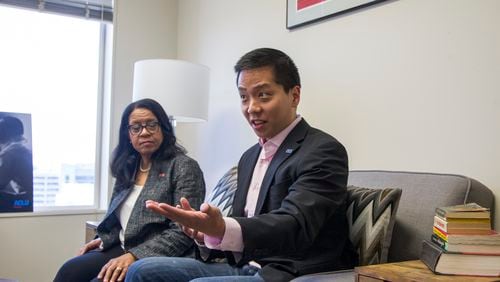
[420,240,442,273]
[431,233,448,250]
[434,215,448,232]
[433,226,448,242]
[435,207,446,219]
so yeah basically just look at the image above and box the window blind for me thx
[0,0,112,22]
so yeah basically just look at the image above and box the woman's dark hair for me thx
[234,48,301,92]
[110,98,185,187]
[0,115,24,144]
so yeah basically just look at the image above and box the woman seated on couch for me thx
[54,98,205,282]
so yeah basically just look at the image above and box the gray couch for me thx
[292,170,495,281]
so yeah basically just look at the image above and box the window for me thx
[0,3,112,211]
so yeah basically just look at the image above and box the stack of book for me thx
[420,203,500,277]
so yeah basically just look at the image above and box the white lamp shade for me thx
[132,59,209,122]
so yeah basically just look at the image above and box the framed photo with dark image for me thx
[0,111,33,213]
[287,0,387,29]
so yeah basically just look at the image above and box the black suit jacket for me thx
[229,119,357,281]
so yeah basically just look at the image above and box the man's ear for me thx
[290,85,301,107]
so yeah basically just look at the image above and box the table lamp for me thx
[132,59,209,128]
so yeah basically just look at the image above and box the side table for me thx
[355,260,498,281]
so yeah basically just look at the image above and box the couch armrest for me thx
[85,220,100,243]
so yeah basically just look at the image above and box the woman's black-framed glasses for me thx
[128,121,160,136]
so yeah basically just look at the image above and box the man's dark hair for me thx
[234,48,300,92]
[0,115,24,143]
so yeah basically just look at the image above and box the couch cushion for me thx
[206,166,237,216]
[347,186,402,265]
[291,186,402,282]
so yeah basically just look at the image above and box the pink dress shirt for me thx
[204,115,302,255]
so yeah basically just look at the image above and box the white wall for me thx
[0,213,102,282]
[174,0,500,228]
[110,0,179,162]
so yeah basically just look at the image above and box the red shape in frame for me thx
[297,0,325,11]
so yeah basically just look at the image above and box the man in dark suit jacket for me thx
[126,48,357,282]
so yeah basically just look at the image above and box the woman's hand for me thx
[97,252,136,282]
[77,238,102,255]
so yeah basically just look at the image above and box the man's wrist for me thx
[204,234,223,247]
[216,218,226,238]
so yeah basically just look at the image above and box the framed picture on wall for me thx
[287,0,387,29]
[0,111,33,213]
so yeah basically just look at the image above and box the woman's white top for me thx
[118,184,142,249]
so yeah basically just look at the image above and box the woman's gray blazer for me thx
[96,153,205,259]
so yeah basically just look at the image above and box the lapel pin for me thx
[285,149,293,154]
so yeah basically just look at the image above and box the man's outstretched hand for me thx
[146,197,226,239]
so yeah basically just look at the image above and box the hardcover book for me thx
[435,203,490,219]
[433,226,498,244]
[433,215,492,234]
[420,240,500,277]
[431,234,500,255]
